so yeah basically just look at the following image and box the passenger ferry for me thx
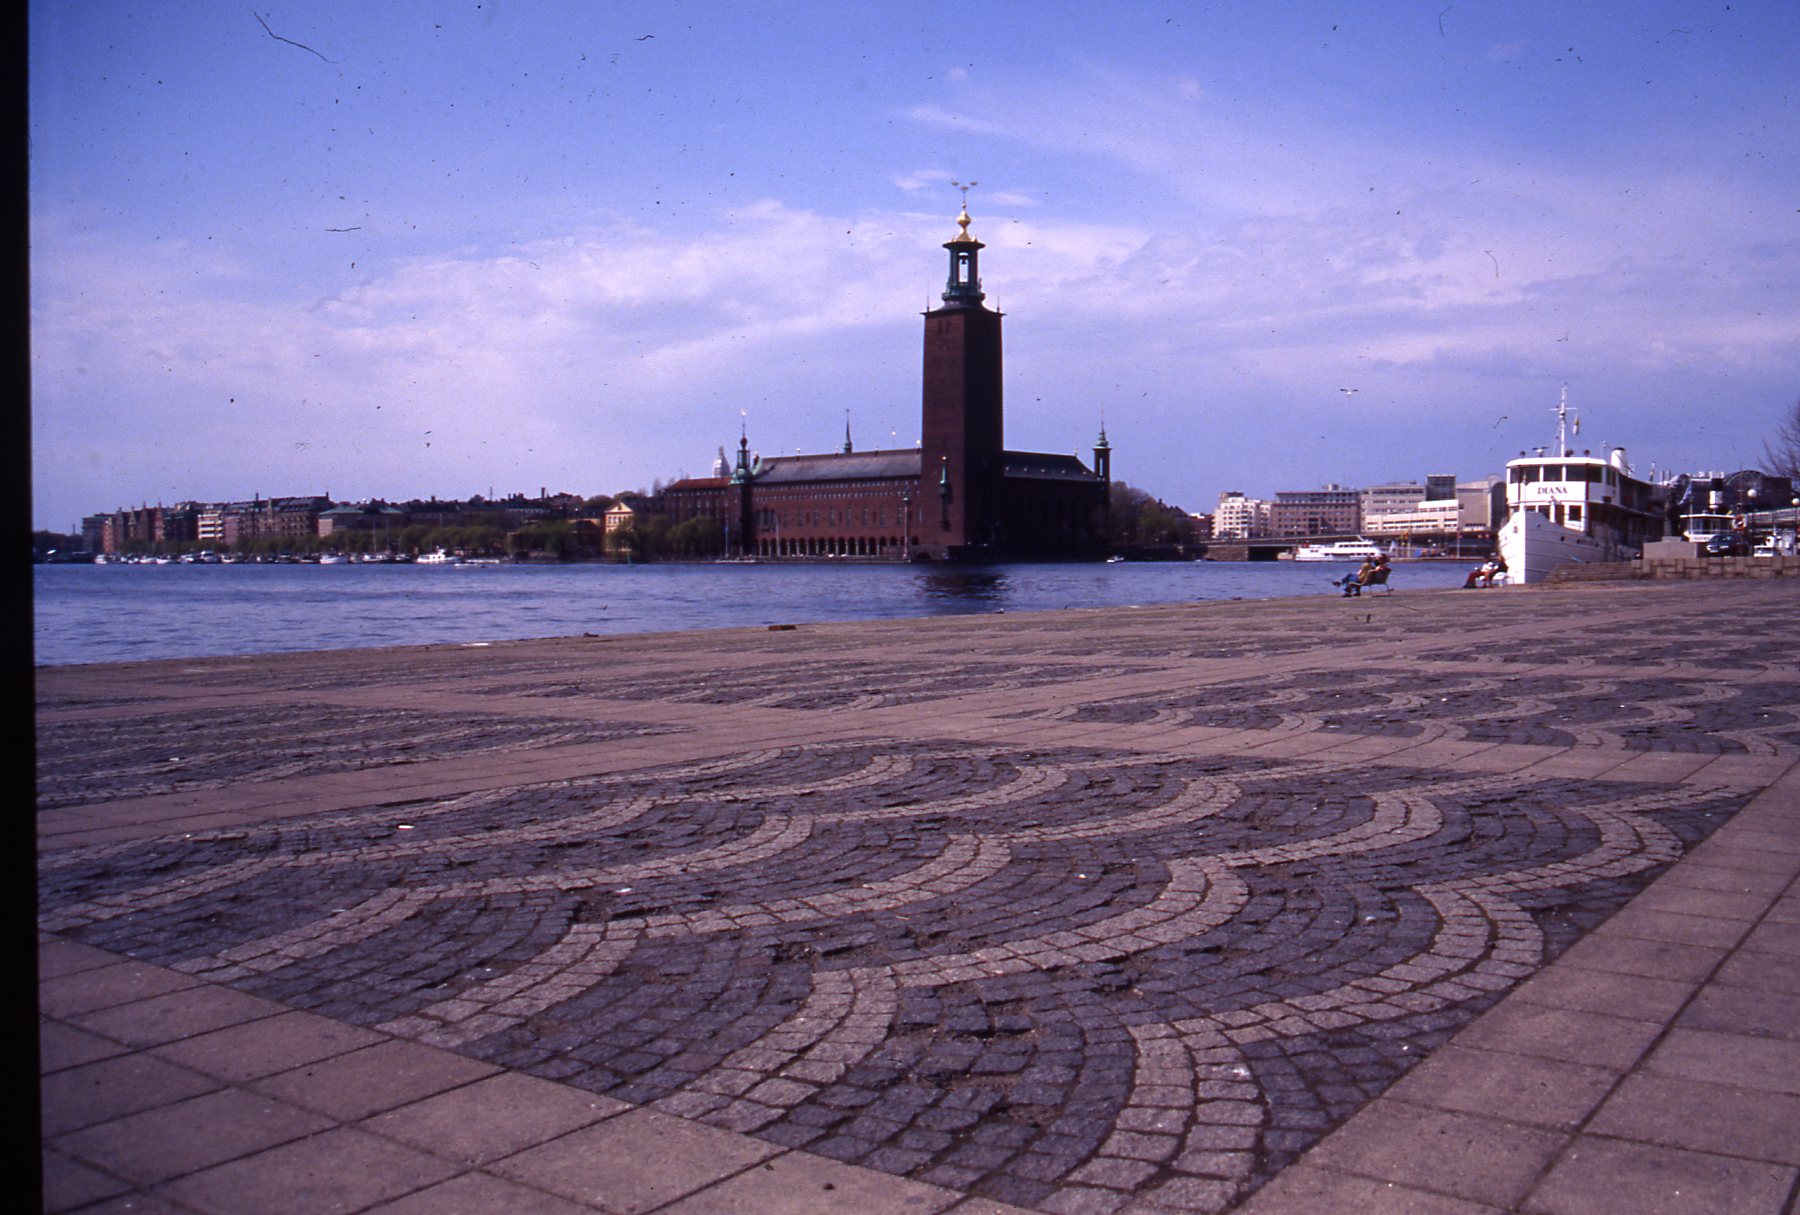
[1292,538,1385,562]
[1496,389,1665,583]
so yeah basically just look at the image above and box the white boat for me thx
[1496,389,1665,584]
[417,548,463,565]
[1293,538,1385,562]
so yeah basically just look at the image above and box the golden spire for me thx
[950,179,979,244]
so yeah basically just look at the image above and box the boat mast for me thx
[1554,384,1580,457]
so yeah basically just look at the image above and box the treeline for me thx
[600,516,725,561]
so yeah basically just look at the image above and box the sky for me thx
[29,1,1800,531]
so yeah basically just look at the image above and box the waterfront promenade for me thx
[38,581,1800,1214]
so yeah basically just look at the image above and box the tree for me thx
[508,520,579,560]
[1109,482,1196,549]
[608,514,673,560]
[669,516,724,558]
[1764,395,1800,481]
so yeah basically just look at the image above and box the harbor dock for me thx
[38,581,1800,1214]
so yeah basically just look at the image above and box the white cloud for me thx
[895,66,1800,396]
[891,169,953,193]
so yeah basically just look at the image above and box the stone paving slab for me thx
[36,581,1800,1213]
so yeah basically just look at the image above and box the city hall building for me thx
[661,205,1111,561]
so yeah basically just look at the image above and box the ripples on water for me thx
[33,561,1477,666]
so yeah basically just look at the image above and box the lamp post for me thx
[900,490,913,561]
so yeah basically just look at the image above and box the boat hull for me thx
[1496,510,1627,584]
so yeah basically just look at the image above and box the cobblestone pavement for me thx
[36,707,681,809]
[37,581,1800,1214]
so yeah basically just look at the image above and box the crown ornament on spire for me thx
[949,180,980,244]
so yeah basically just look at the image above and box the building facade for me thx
[1360,478,1504,552]
[1360,482,1428,522]
[1269,486,1361,538]
[1213,492,1270,540]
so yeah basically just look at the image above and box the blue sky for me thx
[31,2,1800,530]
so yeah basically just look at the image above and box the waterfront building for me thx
[1213,492,1270,540]
[100,506,162,553]
[659,203,1110,561]
[318,502,408,540]
[262,496,333,545]
[195,495,331,550]
[1361,478,1504,552]
[1269,486,1361,538]
[603,495,652,536]
[1360,481,1427,522]
[159,504,200,547]
[91,502,202,553]
[203,501,259,549]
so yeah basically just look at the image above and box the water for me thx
[32,560,1476,666]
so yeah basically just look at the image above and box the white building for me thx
[1214,491,1271,540]
[1360,479,1504,544]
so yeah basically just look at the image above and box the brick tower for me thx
[920,201,1004,558]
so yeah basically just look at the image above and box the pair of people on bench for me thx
[1341,554,1390,596]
